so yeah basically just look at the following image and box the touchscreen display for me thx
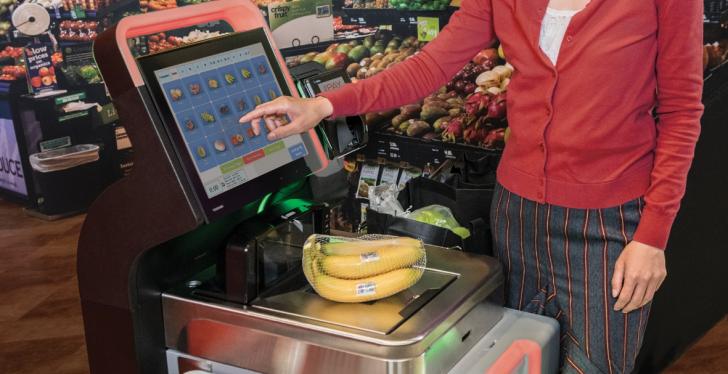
[154,43,308,199]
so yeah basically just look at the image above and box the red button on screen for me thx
[243,149,265,164]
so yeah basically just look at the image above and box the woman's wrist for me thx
[314,96,334,119]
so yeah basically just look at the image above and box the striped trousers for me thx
[490,183,651,374]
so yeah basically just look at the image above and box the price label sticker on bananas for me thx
[303,235,426,303]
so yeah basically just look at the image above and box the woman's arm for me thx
[240,0,495,139]
[631,0,704,250]
[321,0,496,117]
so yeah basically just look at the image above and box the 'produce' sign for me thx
[23,43,58,95]
[0,101,27,197]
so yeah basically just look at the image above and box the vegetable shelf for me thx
[362,129,501,167]
[280,34,373,58]
[339,7,453,31]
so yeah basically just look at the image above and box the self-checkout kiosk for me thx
[77,1,559,373]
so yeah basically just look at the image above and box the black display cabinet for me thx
[14,89,118,215]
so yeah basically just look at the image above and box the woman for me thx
[240,0,704,372]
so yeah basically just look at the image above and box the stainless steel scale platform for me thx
[162,230,505,373]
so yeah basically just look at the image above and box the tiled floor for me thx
[0,198,725,373]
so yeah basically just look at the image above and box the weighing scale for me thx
[77,1,558,372]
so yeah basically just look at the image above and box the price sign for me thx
[417,17,440,42]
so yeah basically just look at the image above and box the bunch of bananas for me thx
[303,235,426,303]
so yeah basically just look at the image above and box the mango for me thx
[336,44,353,54]
[347,45,370,62]
[325,52,349,71]
[313,52,332,65]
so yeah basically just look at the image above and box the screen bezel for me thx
[137,28,311,222]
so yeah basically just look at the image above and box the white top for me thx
[539,7,581,65]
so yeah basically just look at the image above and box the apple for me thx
[39,67,50,77]
[41,76,53,86]
[30,76,42,88]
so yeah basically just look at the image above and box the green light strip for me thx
[257,192,273,215]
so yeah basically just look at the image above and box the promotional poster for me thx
[23,43,58,95]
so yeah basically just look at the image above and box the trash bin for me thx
[29,144,106,216]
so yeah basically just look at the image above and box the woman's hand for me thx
[238,96,333,141]
[611,241,667,313]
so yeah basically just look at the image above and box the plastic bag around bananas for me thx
[303,234,426,303]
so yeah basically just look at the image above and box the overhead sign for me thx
[0,101,28,196]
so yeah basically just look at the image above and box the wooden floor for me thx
[0,198,726,374]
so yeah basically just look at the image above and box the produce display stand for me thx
[363,129,500,167]
[338,7,454,34]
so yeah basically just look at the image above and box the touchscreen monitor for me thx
[138,29,320,222]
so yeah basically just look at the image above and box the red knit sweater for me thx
[321,0,704,249]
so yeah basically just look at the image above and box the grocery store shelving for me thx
[280,33,372,57]
[48,8,99,19]
[363,129,500,167]
[47,0,138,20]
[339,7,454,29]
[59,40,95,47]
